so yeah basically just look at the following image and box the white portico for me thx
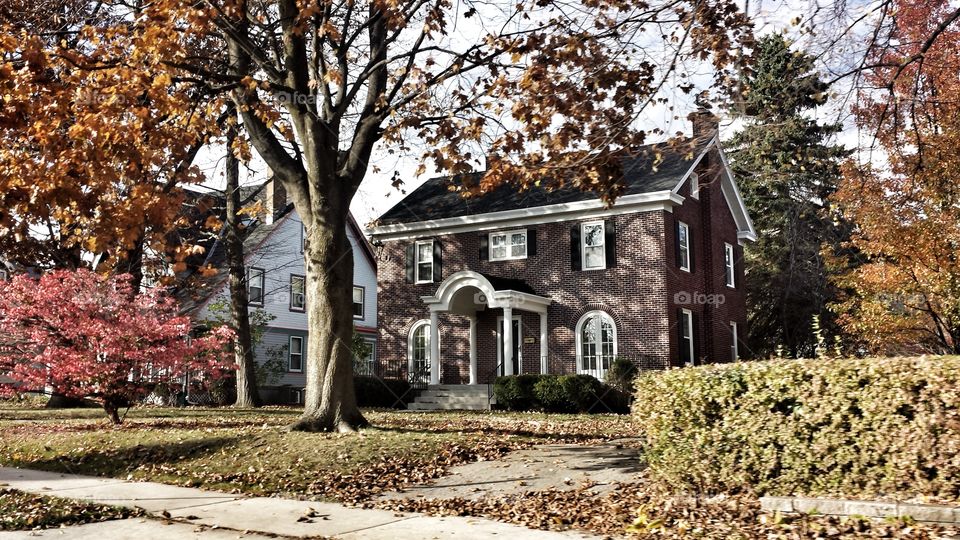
[420,270,552,385]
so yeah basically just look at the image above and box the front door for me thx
[497,317,522,376]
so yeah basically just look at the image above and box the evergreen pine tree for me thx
[728,35,851,358]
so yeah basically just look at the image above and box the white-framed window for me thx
[730,322,739,362]
[352,286,365,319]
[248,267,265,305]
[300,223,305,253]
[290,275,305,311]
[677,222,691,272]
[354,338,377,376]
[680,309,695,366]
[0,269,8,281]
[576,311,617,378]
[415,240,434,283]
[689,172,700,199]
[724,243,736,288]
[489,230,527,261]
[288,336,304,372]
[581,221,606,270]
[408,320,431,383]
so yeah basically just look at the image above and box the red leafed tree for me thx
[0,270,234,423]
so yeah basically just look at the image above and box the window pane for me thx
[417,262,432,280]
[417,243,432,263]
[584,245,604,269]
[491,234,505,247]
[584,224,604,247]
[510,232,526,246]
[491,246,507,259]
[353,287,363,303]
[510,243,525,257]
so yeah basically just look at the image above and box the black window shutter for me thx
[404,244,415,283]
[677,308,688,366]
[604,219,616,267]
[527,228,537,257]
[479,234,489,261]
[432,240,442,282]
[674,221,682,267]
[691,311,699,364]
[570,226,581,271]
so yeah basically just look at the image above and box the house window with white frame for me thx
[680,309,695,366]
[581,222,606,270]
[730,322,739,361]
[408,320,431,383]
[290,275,305,311]
[354,338,376,376]
[724,243,736,288]
[288,336,304,372]
[415,240,433,283]
[677,222,691,272]
[0,268,8,281]
[248,267,265,305]
[352,286,365,319]
[576,311,617,378]
[489,230,527,261]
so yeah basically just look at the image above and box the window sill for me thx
[290,308,305,313]
[288,369,303,374]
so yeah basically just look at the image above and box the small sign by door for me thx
[523,336,535,344]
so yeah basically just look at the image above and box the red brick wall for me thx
[375,153,749,381]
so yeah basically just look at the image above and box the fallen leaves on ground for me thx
[374,482,960,539]
[0,488,144,530]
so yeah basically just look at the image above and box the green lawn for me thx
[0,488,143,530]
[0,406,638,503]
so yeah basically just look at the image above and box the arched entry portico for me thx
[420,270,552,384]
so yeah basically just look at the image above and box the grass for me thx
[0,488,143,530]
[0,405,639,503]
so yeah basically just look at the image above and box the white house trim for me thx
[714,142,758,243]
[421,270,552,314]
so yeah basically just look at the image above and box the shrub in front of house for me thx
[353,376,412,408]
[632,356,960,500]
[495,374,627,413]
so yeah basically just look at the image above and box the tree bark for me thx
[225,106,262,408]
[288,208,367,432]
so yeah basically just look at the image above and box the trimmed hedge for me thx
[353,376,412,408]
[632,356,960,500]
[494,374,628,413]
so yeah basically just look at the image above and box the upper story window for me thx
[248,267,265,305]
[489,230,527,261]
[290,275,305,311]
[415,240,434,283]
[724,243,736,288]
[581,221,606,270]
[352,286,365,319]
[677,222,691,272]
[689,172,700,199]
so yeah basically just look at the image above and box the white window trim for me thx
[288,336,304,373]
[290,275,305,312]
[681,308,694,366]
[248,267,265,306]
[352,286,365,320]
[689,172,700,199]
[730,322,739,362]
[0,269,7,281]
[488,229,528,261]
[414,240,434,284]
[678,222,691,273]
[407,319,433,376]
[724,243,736,288]
[581,221,606,271]
[575,310,617,378]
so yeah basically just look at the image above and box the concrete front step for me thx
[408,401,489,411]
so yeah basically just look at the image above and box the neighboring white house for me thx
[179,180,378,404]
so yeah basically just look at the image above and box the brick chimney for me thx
[688,107,720,140]
[264,170,286,224]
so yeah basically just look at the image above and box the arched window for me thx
[576,311,617,378]
[408,320,431,383]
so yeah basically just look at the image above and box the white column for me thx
[503,306,514,376]
[540,311,548,374]
[468,315,478,384]
[429,310,440,385]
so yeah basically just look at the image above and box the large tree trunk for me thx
[225,109,261,408]
[289,212,367,432]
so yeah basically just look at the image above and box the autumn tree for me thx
[832,0,960,355]
[727,35,850,358]
[4,0,752,430]
[0,270,234,423]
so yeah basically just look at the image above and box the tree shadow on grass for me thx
[4,436,242,480]
[370,425,619,443]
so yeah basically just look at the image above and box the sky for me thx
[194,0,884,231]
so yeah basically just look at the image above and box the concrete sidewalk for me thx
[0,467,597,539]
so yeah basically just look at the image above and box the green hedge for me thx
[632,356,960,500]
[353,376,412,408]
[494,374,628,413]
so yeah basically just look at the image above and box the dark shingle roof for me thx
[378,136,710,225]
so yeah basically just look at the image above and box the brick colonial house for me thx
[369,113,756,389]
